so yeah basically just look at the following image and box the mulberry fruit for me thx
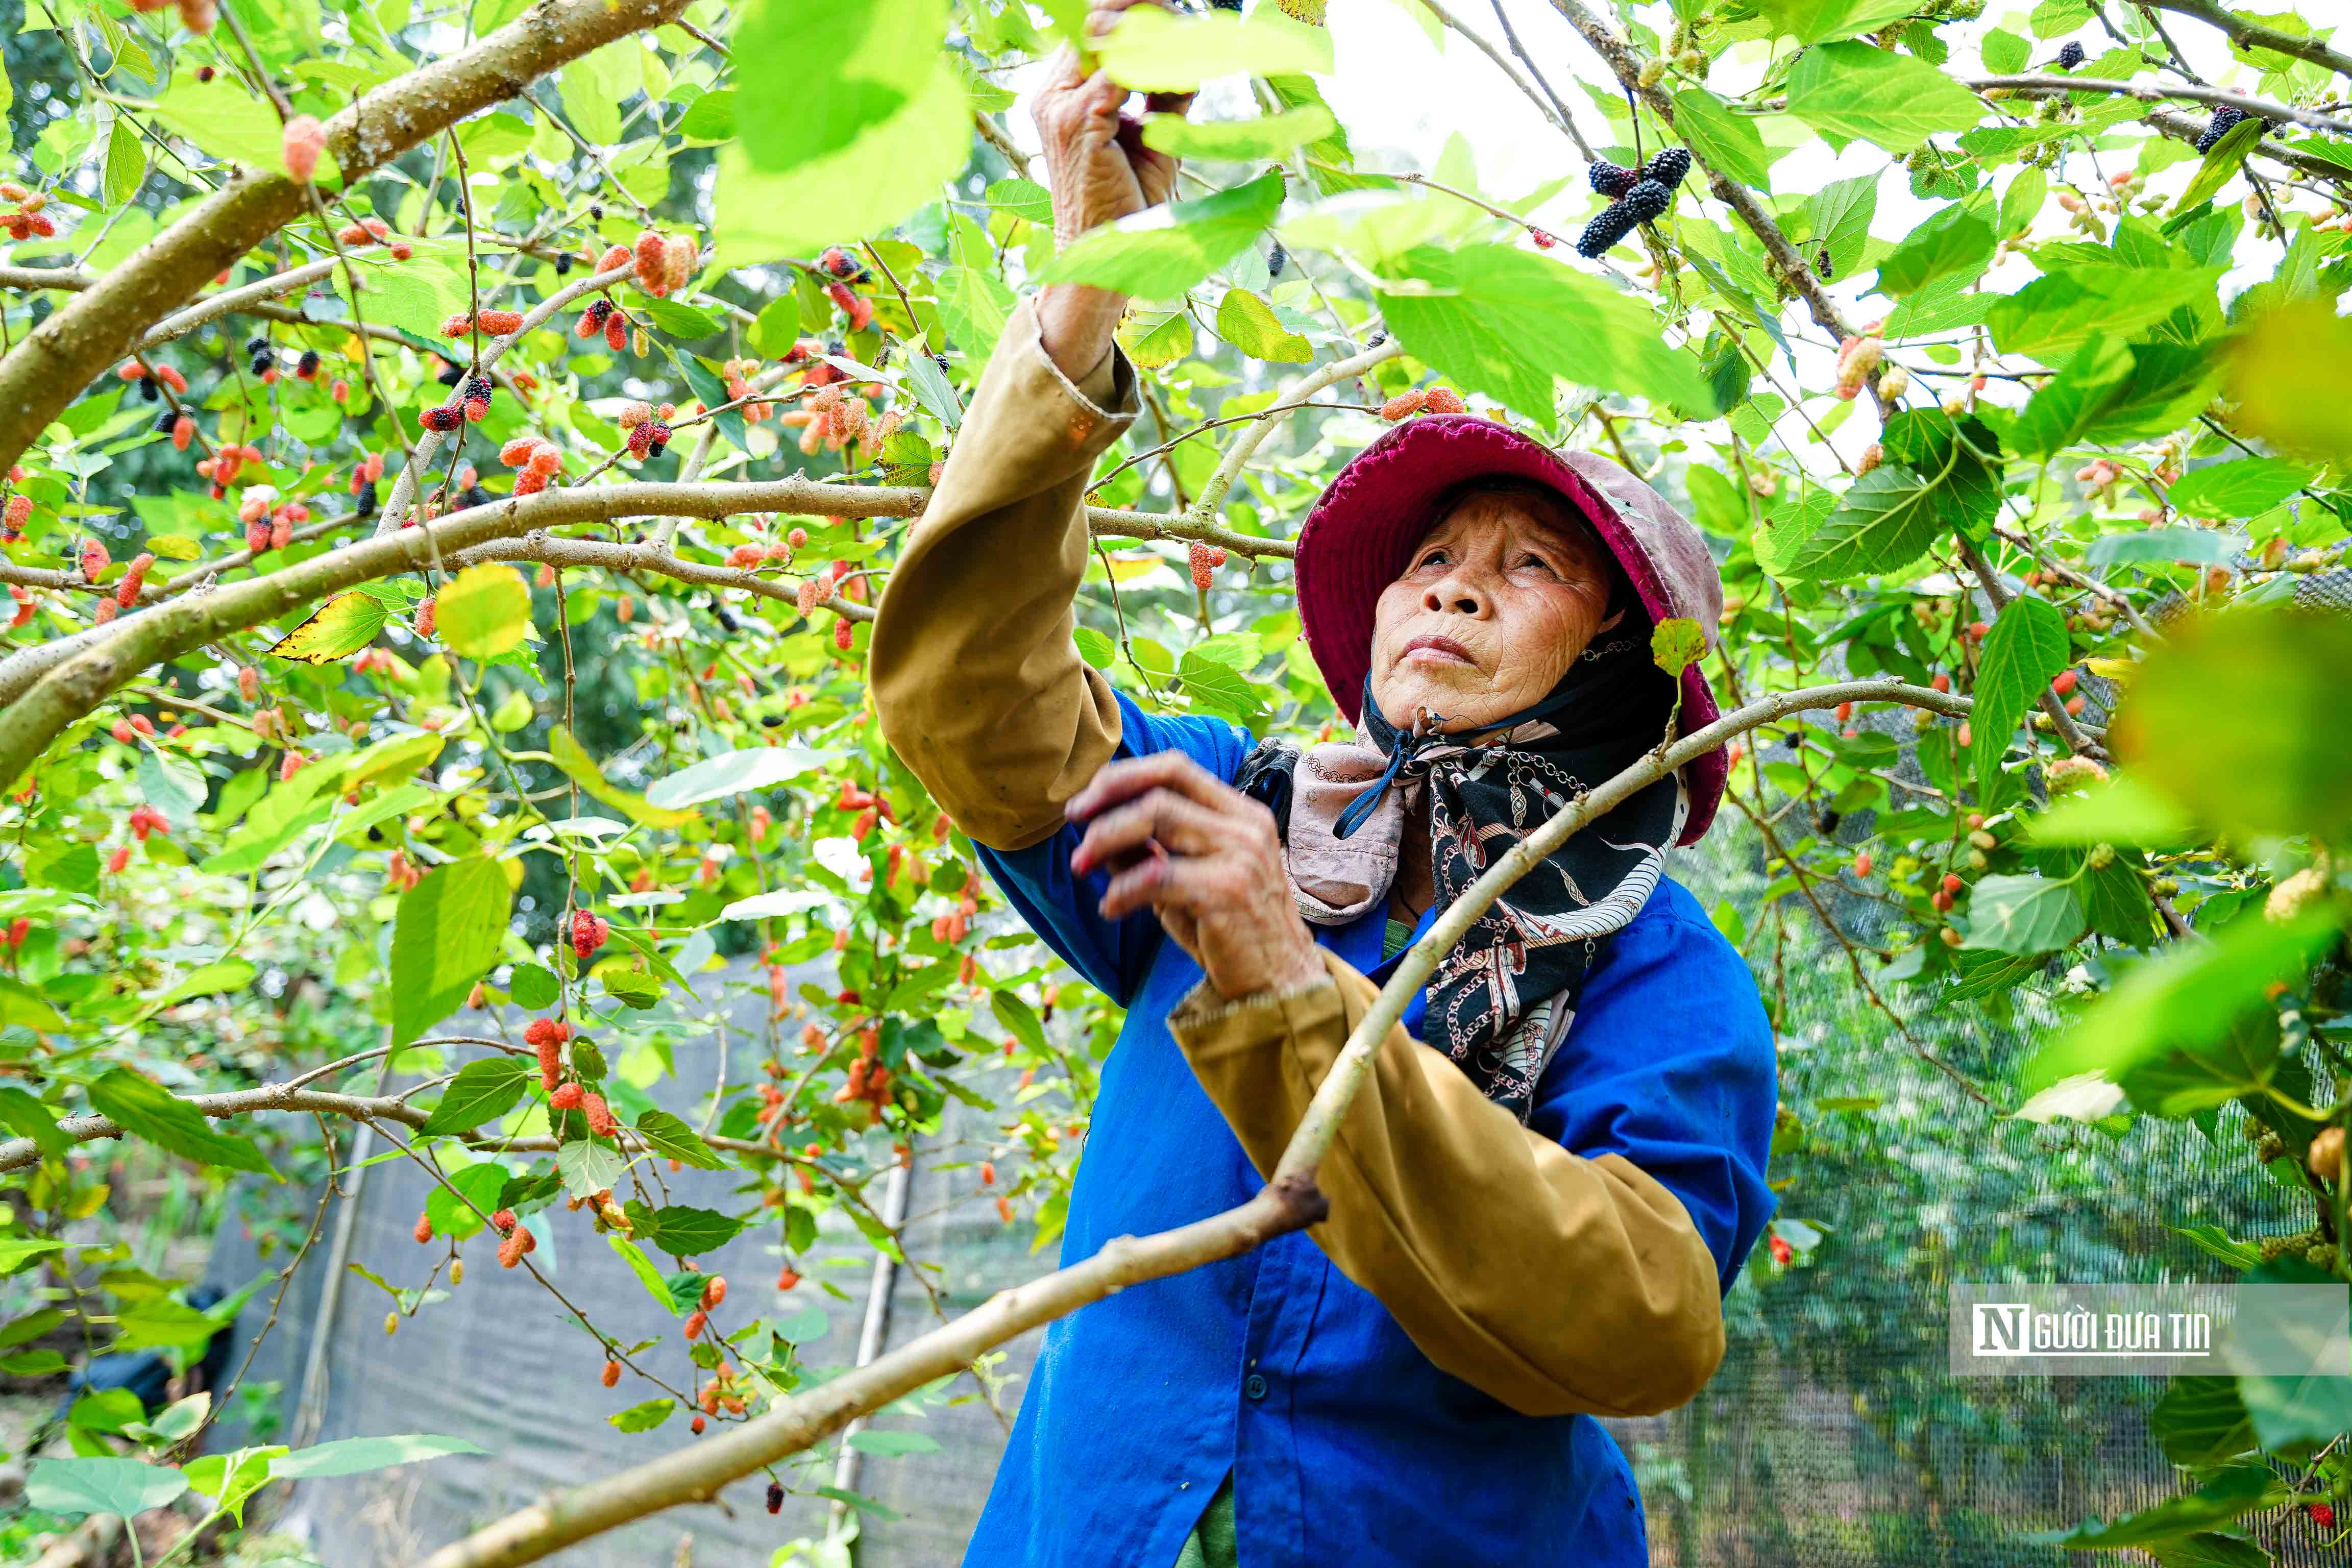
[645,422,672,459]
[2055,40,2085,69]
[499,435,540,467]
[413,1211,433,1244]
[280,114,326,183]
[626,421,657,459]
[577,298,614,337]
[1424,387,1465,414]
[700,1275,727,1309]
[602,1359,621,1388]
[1189,541,1216,592]
[2195,106,2248,153]
[477,309,524,335]
[1381,388,1428,421]
[296,348,320,380]
[3,495,30,537]
[1621,178,1673,223]
[491,1208,518,1235]
[582,1091,617,1138]
[632,230,668,293]
[766,1482,785,1514]
[819,246,859,279]
[605,312,629,353]
[419,404,464,432]
[550,1082,584,1110]
[413,596,436,636]
[1587,161,1637,197]
[1642,148,1692,190]
[1266,241,1287,278]
[834,616,853,652]
[79,539,109,579]
[571,908,610,957]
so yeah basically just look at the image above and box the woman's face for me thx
[1367,486,1623,733]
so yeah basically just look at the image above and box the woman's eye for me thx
[1418,550,1449,568]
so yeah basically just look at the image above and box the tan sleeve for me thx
[869,300,1141,852]
[1169,949,1726,1419]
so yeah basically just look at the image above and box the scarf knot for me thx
[1237,637,1684,1121]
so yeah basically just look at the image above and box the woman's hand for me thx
[1068,754,1329,1000]
[1030,1,1192,380]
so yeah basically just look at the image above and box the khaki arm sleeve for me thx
[870,299,1141,851]
[1169,949,1726,1419]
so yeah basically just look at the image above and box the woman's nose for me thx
[1422,569,1489,618]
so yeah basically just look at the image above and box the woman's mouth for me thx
[1399,634,1478,668]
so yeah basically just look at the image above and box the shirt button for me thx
[1243,1374,1269,1401]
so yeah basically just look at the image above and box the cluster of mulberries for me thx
[1576,149,1690,258]
[1378,385,1466,421]
[620,401,676,460]
[2195,105,2250,153]
[629,229,700,297]
[2,183,55,241]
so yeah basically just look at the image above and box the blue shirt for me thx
[965,693,1778,1568]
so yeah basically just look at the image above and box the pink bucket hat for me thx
[1292,414,1729,845]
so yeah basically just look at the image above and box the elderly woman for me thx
[869,32,1777,1568]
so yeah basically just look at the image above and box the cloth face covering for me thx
[1239,634,1687,1121]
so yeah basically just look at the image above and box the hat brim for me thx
[1293,415,1727,845]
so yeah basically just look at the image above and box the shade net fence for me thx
[197,702,2328,1566]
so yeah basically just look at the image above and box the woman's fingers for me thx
[1068,750,1245,822]
[1069,787,1236,874]
[1096,843,1238,923]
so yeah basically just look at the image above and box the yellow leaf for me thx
[437,564,534,659]
[267,593,387,664]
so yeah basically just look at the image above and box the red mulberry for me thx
[477,309,524,335]
[1424,387,1465,414]
[550,1082,584,1110]
[413,1212,433,1244]
[570,909,609,957]
[280,114,326,182]
[582,1092,617,1138]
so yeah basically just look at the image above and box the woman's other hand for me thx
[1068,754,1328,1000]
[1030,1,1192,380]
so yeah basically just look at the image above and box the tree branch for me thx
[1186,338,1403,522]
[1965,74,2352,136]
[411,675,1970,1568]
[2142,0,2352,80]
[0,0,692,474]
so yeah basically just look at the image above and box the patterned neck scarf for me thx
[1236,635,1685,1121]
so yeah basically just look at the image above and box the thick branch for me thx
[0,0,691,474]
[137,259,341,351]
[2142,0,2352,80]
[1965,75,2352,137]
[411,675,1969,1568]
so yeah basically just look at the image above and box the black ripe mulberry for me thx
[645,420,672,459]
[1587,160,1638,198]
[151,408,178,435]
[1266,241,1288,278]
[2195,105,2249,153]
[355,480,379,518]
[1622,179,1672,223]
[419,403,464,432]
[140,376,159,403]
[436,364,465,387]
[248,351,273,376]
[461,484,493,509]
[1577,179,1672,258]
[2055,40,2085,69]
[1643,148,1693,190]
[554,252,574,276]
[246,335,270,354]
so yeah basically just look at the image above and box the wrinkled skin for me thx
[1070,487,1624,999]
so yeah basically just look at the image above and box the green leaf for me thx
[88,1068,271,1174]
[2171,114,2267,215]
[420,1057,530,1136]
[611,1235,682,1314]
[2084,527,2239,569]
[632,1109,726,1170]
[556,1138,627,1199]
[2023,903,2346,1092]
[609,1398,675,1432]
[269,1433,487,1481]
[984,178,1052,225]
[557,41,633,144]
[1804,175,1879,283]
[1213,288,1310,362]
[1142,106,1336,160]
[1781,466,1943,580]
[2226,300,2352,465]
[1873,202,1994,297]
[637,1205,750,1257]
[2234,1260,2352,1449]
[1959,872,2084,955]
[1782,41,1983,155]
[509,963,560,1009]
[1650,617,1706,674]
[712,63,967,267]
[388,856,511,1052]
[1970,595,2069,797]
[747,292,802,358]
[141,74,339,183]
[1748,0,1917,44]
[845,1429,941,1456]
[934,264,1018,365]
[1670,93,1773,190]
[2025,1460,2278,1549]
[2027,772,2200,849]
[646,746,831,810]
[0,1236,64,1274]
[2121,611,2352,843]
[2116,1021,2284,1116]
[548,726,700,829]
[267,592,387,664]
[184,1447,283,1523]
[1094,6,1333,90]
[2012,338,2222,458]
[2165,457,2313,519]
[436,564,534,660]
[1378,243,1711,422]
[1178,650,1264,722]
[814,1485,901,1521]
[992,990,1047,1055]
[1036,174,1285,297]
[731,0,941,170]
[1987,264,2225,362]
[424,1162,511,1241]
[26,1455,190,1519]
